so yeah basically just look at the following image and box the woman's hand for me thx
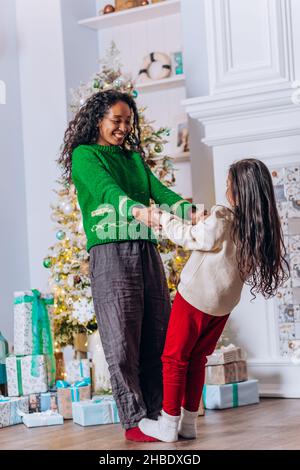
[132,206,162,230]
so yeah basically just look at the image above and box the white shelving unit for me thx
[78,0,181,30]
[135,74,185,92]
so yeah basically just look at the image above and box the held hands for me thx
[132,206,162,230]
[132,206,210,228]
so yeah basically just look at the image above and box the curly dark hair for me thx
[58,90,143,184]
[229,158,289,299]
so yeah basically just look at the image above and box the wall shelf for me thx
[78,0,181,30]
[135,74,185,92]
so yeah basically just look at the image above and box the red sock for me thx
[125,426,158,442]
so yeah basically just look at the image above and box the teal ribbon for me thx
[56,377,90,402]
[79,360,83,378]
[16,357,23,396]
[14,289,56,387]
[232,382,239,408]
[202,385,206,409]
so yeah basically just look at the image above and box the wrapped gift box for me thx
[65,359,90,383]
[6,355,48,396]
[206,344,244,366]
[73,395,119,426]
[21,410,63,427]
[28,391,58,413]
[13,290,54,356]
[0,396,29,428]
[205,360,248,385]
[57,379,91,419]
[203,379,260,409]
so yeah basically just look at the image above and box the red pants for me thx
[162,292,229,416]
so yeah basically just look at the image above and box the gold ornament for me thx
[79,260,90,276]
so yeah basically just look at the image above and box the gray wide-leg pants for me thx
[89,241,171,429]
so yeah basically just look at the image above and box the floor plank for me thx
[1,398,300,450]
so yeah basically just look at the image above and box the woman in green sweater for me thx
[59,90,194,442]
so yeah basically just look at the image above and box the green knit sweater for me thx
[72,144,193,252]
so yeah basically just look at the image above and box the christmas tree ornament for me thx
[139,0,149,5]
[62,203,73,215]
[79,261,90,276]
[93,79,100,89]
[154,143,163,153]
[56,230,66,240]
[132,89,138,98]
[43,257,52,269]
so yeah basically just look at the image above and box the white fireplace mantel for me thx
[181,0,300,397]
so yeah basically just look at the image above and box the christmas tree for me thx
[44,42,190,348]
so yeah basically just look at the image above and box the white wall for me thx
[0,0,30,344]
[15,0,68,291]
[60,0,99,118]
[14,0,98,294]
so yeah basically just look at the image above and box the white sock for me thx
[178,408,198,439]
[138,410,180,443]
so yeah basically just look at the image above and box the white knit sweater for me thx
[161,205,244,316]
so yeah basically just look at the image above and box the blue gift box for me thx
[203,379,260,409]
[72,395,119,426]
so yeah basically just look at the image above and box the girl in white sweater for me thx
[139,158,289,443]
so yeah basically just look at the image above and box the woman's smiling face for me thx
[97,101,132,146]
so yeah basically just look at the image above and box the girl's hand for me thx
[191,208,209,225]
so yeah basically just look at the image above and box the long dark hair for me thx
[229,158,289,299]
[58,90,143,184]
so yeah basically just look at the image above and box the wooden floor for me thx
[1,398,300,450]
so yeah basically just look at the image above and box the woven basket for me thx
[115,0,139,11]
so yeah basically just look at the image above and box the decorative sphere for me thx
[56,230,66,240]
[55,275,61,284]
[103,4,115,14]
[154,143,163,153]
[63,203,73,215]
[103,82,111,90]
[165,129,171,137]
[93,79,100,89]
[132,89,138,98]
[139,0,149,5]
[43,258,52,269]
[113,77,124,89]
[79,98,85,106]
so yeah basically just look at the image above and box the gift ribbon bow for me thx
[56,378,91,402]
[14,289,56,386]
